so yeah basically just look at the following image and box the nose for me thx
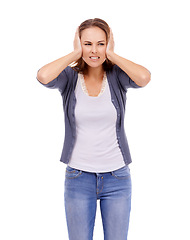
[91,45,97,54]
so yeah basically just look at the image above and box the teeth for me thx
[90,57,99,59]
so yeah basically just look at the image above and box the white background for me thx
[1,0,190,239]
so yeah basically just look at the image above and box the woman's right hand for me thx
[73,27,82,59]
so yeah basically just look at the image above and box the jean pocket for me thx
[65,166,82,179]
[111,165,131,179]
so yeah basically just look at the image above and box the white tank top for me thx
[68,72,125,173]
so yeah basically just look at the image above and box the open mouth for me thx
[89,57,100,60]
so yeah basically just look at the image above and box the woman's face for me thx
[80,27,107,69]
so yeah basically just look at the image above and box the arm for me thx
[37,28,82,84]
[106,30,151,87]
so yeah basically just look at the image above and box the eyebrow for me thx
[84,40,106,43]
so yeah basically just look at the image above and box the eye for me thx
[84,43,91,45]
[98,43,105,46]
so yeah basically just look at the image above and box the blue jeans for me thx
[64,165,132,240]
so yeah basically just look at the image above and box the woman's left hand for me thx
[106,29,115,59]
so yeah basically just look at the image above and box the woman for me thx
[37,18,151,240]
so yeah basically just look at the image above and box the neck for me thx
[86,65,104,79]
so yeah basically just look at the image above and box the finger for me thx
[110,28,114,39]
[76,26,80,36]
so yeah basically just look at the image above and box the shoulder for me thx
[64,66,78,77]
[107,64,122,75]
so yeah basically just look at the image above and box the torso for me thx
[68,71,125,172]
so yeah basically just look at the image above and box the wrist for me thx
[72,50,82,61]
[106,50,115,62]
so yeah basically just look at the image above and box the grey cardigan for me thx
[38,65,142,165]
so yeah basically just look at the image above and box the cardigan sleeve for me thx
[114,65,142,91]
[36,66,73,94]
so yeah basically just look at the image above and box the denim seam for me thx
[66,170,82,179]
[111,172,130,180]
[96,178,104,195]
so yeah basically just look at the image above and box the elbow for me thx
[36,69,45,83]
[37,69,48,84]
[139,71,151,87]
